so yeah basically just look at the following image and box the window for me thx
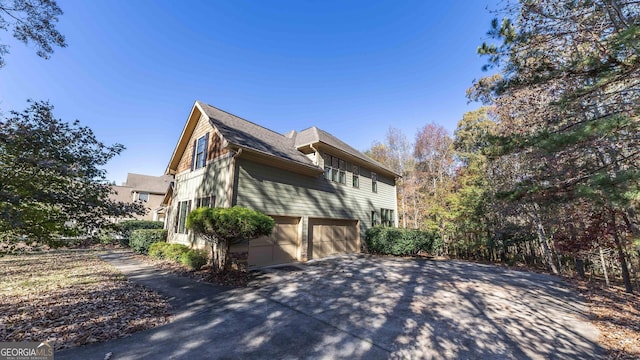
[137,192,149,202]
[352,165,359,188]
[192,133,209,170]
[371,172,378,193]
[324,154,346,185]
[381,208,395,227]
[371,210,377,227]
[196,195,215,208]
[175,200,191,234]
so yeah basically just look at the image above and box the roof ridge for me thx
[198,101,290,140]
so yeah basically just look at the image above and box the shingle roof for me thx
[123,173,173,194]
[193,101,399,177]
[197,101,317,168]
[295,126,399,176]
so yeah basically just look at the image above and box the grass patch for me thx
[0,249,170,350]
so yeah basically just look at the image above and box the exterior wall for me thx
[176,114,229,174]
[167,154,233,247]
[108,186,166,222]
[233,152,397,261]
[167,114,233,247]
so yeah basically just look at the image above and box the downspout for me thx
[225,148,243,207]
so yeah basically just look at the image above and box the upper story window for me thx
[371,172,378,193]
[137,192,149,202]
[352,165,360,188]
[192,134,208,170]
[324,154,346,185]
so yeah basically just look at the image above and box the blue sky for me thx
[0,0,499,184]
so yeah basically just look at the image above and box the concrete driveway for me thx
[60,253,604,359]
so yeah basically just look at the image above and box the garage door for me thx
[309,218,359,259]
[248,216,300,267]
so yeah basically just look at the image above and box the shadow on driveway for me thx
[59,252,604,359]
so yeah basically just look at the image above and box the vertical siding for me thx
[167,155,233,246]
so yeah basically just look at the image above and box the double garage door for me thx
[248,217,359,267]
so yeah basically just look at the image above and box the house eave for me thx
[231,145,323,177]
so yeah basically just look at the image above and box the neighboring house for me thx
[110,173,173,222]
[164,101,399,268]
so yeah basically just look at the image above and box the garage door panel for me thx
[309,219,359,260]
[274,244,297,263]
[248,216,300,267]
[334,239,346,254]
[252,235,274,246]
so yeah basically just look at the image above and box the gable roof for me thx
[123,173,173,194]
[166,101,400,178]
[294,127,399,176]
[197,102,317,169]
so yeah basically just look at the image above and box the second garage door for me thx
[248,216,300,267]
[309,218,359,259]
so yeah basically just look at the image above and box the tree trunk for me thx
[535,221,558,274]
[599,246,610,287]
[611,213,633,293]
[575,258,585,278]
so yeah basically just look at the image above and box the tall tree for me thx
[474,0,640,291]
[0,101,144,246]
[413,123,456,234]
[0,0,66,67]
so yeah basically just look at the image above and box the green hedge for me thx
[117,220,164,247]
[130,229,167,254]
[163,244,190,262]
[364,227,440,256]
[180,249,209,271]
[148,242,208,271]
[149,242,169,259]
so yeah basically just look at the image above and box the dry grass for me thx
[0,249,171,350]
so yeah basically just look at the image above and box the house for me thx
[164,101,399,268]
[110,173,173,222]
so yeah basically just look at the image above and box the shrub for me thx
[180,249,209,271]
[163,243,190,262]
[130,229,167,254]
[149,242,170,259]
[117,220,164,247]
[364,227,439,256]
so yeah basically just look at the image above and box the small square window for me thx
[372,172,378,193]
[138,192,149,202]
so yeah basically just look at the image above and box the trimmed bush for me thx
[180,249,209,271]
[149,242,170,259]
[163,243,190,262]
[130,229,167,254]
[364,227,439,256]
[117,220,164,247]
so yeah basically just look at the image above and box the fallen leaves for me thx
[572,280,640,359]
[132,254,251,288]
[0,250,170,350]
